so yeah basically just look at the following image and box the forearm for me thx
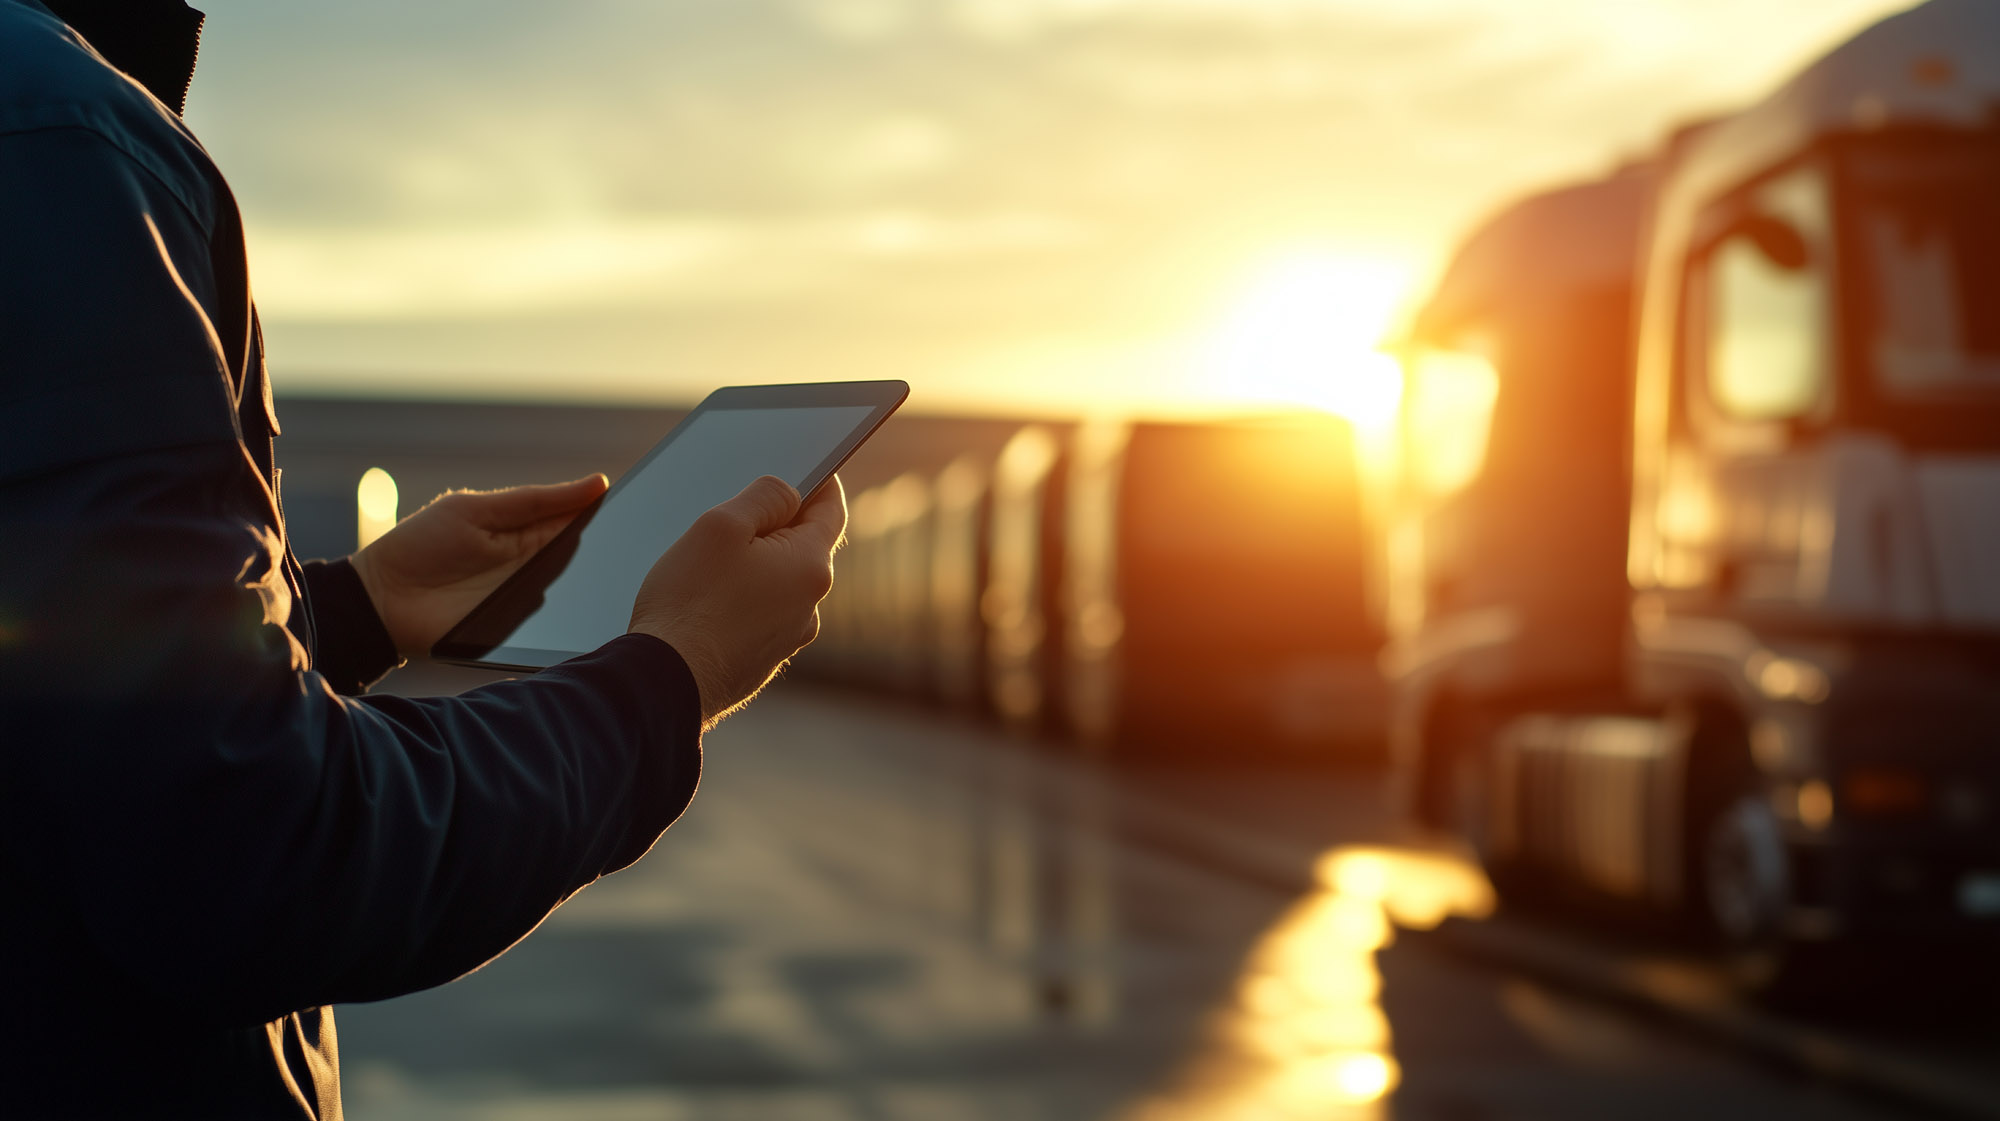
[0,448,703,1026]
[0,120,715,1028]
[224,634,704,1013]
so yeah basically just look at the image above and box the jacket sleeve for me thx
[0,126,704,1026]
[300,558,404,695]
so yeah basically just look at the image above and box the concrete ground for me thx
[336,672,1928,1121]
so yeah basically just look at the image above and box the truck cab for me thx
[1391,0,2000,983]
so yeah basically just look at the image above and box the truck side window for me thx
[1404,346,1499,496]
[1697,167,1835,423]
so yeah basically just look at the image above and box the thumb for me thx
[716,475,803,538]
[465,474,609,529]
[790,474,847,553]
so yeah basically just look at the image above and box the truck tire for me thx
[1696,784,1847,1004]
[1702,792,1788,947]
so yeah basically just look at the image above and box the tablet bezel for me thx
[429,379,907,672]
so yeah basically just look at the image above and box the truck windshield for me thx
[1848,139,2000,406]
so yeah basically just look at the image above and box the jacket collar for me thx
[39,0,205,116]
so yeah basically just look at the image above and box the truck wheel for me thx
[1702,793,1788,947]
[1700,789,1843,1002]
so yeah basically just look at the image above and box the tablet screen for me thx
[435,383,903,669]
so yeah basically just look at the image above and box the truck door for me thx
[1663,162,1838,611]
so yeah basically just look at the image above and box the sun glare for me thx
[1202,254,1414,431]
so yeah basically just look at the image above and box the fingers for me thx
[791,475,848,552]
[710,475,802,539]
[464,475,609,529]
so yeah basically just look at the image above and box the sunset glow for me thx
[92,3,1987,1115]
[1202,254,1412,429]
[186,0,1914,410]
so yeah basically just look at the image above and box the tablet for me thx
[432,380,907,671]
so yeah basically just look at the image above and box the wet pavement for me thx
[337,671,1926,1120]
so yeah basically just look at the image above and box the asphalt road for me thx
[336,670,1930,1121]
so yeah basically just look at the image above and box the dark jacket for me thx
[0,2,704,1116]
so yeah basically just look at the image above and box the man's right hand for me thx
[628,475,846,728]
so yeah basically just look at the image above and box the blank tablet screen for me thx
[435,382,903,670]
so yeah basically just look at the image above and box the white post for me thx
[356,467,399,549]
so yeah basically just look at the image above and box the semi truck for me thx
[1388,0,2000,986]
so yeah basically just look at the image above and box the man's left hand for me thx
[350,475,610,657]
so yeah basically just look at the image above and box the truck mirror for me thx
[1728,213,1811,272]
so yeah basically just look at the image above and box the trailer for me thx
[1065,415,1383,758]
[805,411,1386,763]
[984,425,1072,736]
[929,455,994,713]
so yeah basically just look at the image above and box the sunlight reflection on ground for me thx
[1122,846,1493,1121]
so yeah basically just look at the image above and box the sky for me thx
[183,0,1916,415]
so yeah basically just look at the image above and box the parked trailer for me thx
[806,484,875,685]
[876,473,936,696]
[797,413,1023,692]
[930,455,994,713]
[1066,416,1384,758]
[984,426,1072,736]
[810,472,932,691]
[1392,0,2000,990]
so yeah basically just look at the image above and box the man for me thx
[0,1,845,1116]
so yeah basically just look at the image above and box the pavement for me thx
[333,669,1983,1120]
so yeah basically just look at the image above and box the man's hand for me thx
[350,475,610,657]
[629,475,846,728]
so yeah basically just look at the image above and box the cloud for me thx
[793,0,919,41]
[790,113,963,189]
[249,210,1094,319]
[191,0,1906,231]
[185,0,1912,404]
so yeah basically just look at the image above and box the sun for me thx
[1200,252,1415,431]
